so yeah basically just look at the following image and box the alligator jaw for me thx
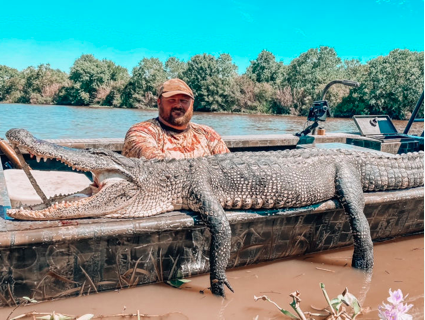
[7,178,139,220]
[5,128,141,220]
[6,128,136,179]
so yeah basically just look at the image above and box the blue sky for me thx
[0,0,423,74]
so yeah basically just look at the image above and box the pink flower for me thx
[378,289,413,320]
[387,289,406,305]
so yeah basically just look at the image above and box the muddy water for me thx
[0,103,423,139]
[1,235,423,320]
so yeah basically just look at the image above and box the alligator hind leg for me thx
[188,182,234,297]
[335,163,374,270]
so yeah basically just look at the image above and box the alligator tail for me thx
[360,151,424,191]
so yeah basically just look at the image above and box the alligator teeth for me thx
[43,157,48,162]
[36,156,41,163]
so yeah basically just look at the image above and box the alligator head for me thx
[5,128,154,220]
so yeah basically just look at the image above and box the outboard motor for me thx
[295,80,360,137]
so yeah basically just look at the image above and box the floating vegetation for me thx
[254,283,361,320]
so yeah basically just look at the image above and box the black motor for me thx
[295,80,359,137]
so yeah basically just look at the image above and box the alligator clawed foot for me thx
[210,278,234,297]
[352,253,374,271]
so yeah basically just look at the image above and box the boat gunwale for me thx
[0,187,422,248]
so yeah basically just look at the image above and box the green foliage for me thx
[231,75,261,113]
[68,55,109,105]
[1,48,423,120]
[101,80,127,107]
[230,75,292,114]
[165,57,187,79]
[103,60,130,83]
[0,65,19,99]
[271,86,294,115]
[59,55,129,106]
[121,57,166,108]
[246,50,287,87]
[69,54,106,86]
[335,50,424,119]
[0,65,22,102]
[287,46,345,114]
[19,64,69,104]
[183,53,237,112]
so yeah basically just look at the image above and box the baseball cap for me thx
[158,79,194,99]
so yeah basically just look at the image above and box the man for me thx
[122,78,230,159]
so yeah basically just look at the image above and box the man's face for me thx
[158,94,194,128]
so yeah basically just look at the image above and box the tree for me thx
[335,50,424,119]
[67,54,111,105]
[95,60,129,106]
[230,75,257,113]
[287,46,344,115]
[0,65,21,102]
[245,50,286,87]
[19,64,69,104]
[182,53,237,112]
[104,60,129,82]
[365,49,423,119]
[231,75,292,114]
[272,86,294,115]
[165,57,187,79]
[121,58,167,108]
[57,55,129,106]
[333,59,370,117]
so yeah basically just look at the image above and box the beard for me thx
[160,106,193,127]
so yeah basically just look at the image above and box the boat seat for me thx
[4,169,91,208]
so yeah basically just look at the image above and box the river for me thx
[1,103,411,139]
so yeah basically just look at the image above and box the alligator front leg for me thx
[188,183,234,297]
[335,163,374,270]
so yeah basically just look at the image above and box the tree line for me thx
[0,47,423,120]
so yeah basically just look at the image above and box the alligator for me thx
[5,128,425,297]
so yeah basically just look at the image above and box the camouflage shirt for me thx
[122,118,230,160]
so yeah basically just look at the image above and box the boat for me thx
[0,91,423,306]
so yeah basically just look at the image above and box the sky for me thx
[0,0,423,74]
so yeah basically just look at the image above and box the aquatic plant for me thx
[378,289,413,320]
[254,283,361,319]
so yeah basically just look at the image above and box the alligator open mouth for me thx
[5,128,139,220]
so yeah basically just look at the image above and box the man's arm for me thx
[198,125,230,155]
[211,137,230,155]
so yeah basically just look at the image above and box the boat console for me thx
[347,115,423,153]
